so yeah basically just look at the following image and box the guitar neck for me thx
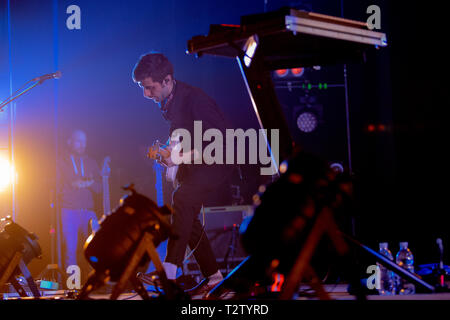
[102,176,110,215]
[153,161,165,207]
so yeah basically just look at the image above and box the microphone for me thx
[32,71,62,83]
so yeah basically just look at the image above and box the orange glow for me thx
[288,173,303,184]
[0,157,15,192]
[271,259,280,269]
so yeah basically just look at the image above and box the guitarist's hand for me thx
[158,147,171,160]
[147,142,174,165]
[72,179,94,189]
[147,143,171,159]
[156,148,177,167]
[146,144,160,160]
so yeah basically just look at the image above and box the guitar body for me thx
[148,134,200,188]
[148,139,179,188]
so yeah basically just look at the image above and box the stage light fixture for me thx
[330,162,344,174]
[274,69,289,78]
[0,216,42,298]
[207,149,355,300]
[243,35,259,67]
[296,111,318,133]
[291,67,304,77]
[367,124,376,132]
[77,185,186,300]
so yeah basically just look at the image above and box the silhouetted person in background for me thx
[57,130,101,286]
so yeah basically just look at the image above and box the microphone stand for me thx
[0,77,46,223]
[0,74,55,111]
[1,75,62,291]
[435,238,448,291]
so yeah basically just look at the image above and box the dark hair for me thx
[132,52,174,83]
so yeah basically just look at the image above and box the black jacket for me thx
[162,80,233,185]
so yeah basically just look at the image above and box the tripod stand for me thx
[0,252,41,298]
[223,224,240,276]
[0,217,43,299]
[37,190,66,290]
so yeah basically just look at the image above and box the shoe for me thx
[173,275,198,291]
[185,278,221,299]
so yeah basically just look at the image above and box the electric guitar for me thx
[147,139,179,187]
[147,136,200,188]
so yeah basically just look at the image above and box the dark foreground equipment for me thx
[77,185,186,300]
[0,217,42,299]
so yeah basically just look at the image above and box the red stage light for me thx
[367,124,376,132]
[291,67,304,77]
[274,69,288,77]
[378,124,386,131]
[220,24,240,28]
[288,173,303,184]
[271,273,285,292]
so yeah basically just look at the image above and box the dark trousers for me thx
[165,181,220,278]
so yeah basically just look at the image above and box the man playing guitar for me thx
[133,52,233,298]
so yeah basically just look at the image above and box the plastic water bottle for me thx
[395,242,415,295]
[377,242,396,295]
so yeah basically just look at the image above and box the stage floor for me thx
[3,283,450,300]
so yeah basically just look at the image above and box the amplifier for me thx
[202,205,254,231]
[183,205,254,279]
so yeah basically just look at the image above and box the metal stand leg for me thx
[9,277,28,297]
[76,271,106,300]
[129,275,150,300]
[110,232,173,300]
[18,260,40,298]
[0,252,41,299]
[0,252,22,294]
[305,266,331,300]
[280,207,348,300]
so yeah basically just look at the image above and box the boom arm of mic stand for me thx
[341,232,435,293]
[0,80,40,112]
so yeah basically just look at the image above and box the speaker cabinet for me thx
[182,205,253,278]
